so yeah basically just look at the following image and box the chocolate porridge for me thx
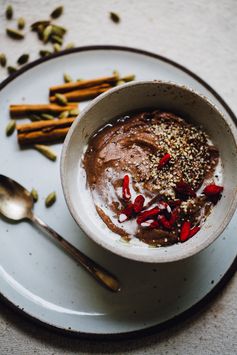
[83,110,223,247]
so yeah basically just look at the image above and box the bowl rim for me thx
[61,80,237,263]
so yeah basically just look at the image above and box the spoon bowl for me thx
[0,175,33,220]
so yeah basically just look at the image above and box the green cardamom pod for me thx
[55,93,68,106]
[31,20,50,31]
[69,108,79,116]
[59,111,69,119]
[45,192,56,207]
[63,73,73,83]
[50,6,64,19]
[40,113,55,120]
[116,80,125,86]
[51,35,63,45]
[65,42,75,49]
[17,53,29,65]
[34,144,57,161]
[6,5,13,20]
[18,17,25,30]
[121,74,136,82]
[113,69,120,81]
[6,120,16,136]
[53,43,61,52]
[0,53,7,67]
[7,66,17,75]
[43,25,53,43]
[51,25,66,37]
[31,188,38,202]
[39,49,52,58]
[37,26,45,40]
[6,28,25,40]
[29,114,42,122]
[110,12,120,24]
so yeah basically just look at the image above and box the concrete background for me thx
[0,0,237,354]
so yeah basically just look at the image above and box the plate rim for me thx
[0,44,236,339]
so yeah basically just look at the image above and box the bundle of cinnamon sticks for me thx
[10,103,78,145]
[10,72,135,146]
[17,117,74,145]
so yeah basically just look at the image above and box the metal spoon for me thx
[0,174,120,292]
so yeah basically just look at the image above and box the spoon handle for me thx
[30,214,120,292]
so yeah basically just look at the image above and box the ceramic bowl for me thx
[61,81,237,263]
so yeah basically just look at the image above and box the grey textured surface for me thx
[0,0,237,354]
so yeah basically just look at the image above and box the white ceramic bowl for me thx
[61,81,237,263]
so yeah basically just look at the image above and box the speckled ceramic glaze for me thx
[61,81,237,263]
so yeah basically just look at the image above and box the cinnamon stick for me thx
[49,74,118,95]
[10,103,78,118]
[50,84,111,103]
[17,118,74,145]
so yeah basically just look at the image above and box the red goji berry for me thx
[158,153,171,169]
[169,208,179,225]
[133,195,145,213]
[137,207,160,225]
[203,184,223,203]
[180,221,191,242]
[122,174,131,201]
[203,184,223,196]
[189,226,200,238]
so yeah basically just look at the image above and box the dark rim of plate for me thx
[0,45,236,340]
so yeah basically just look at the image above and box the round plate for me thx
[0,45,236,338]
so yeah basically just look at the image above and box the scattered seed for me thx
[63,73,72,83]
[43,25,53,43]
[39,49,52,57]
[6,5,13,20]
[34,144,57,161]
[69,108,79,116]
[50,6,64,19]
[0,53,7,67]
[45,191,56,207]
[59,110,69,119]
[65,42,75,49]
[17,53,29,65]
[41,113,55,120]
[7,66,17,75]
[6,28,24,40]
[31,188,38,202]
[17,17,25,30]
[51,35,63,45]
[6,120,16,136]
[55,93,68,105]
[53,43,61,52]
[110,12,120,23]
